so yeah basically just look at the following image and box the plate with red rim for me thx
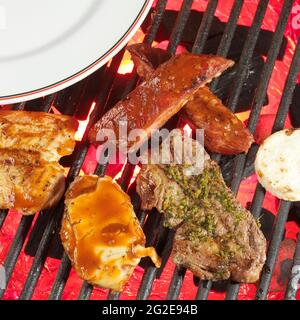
[0,0,153,105]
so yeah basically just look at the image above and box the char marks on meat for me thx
[136,132,266,283]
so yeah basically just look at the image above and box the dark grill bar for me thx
[0,0,299,301]
[225,0,294,300]
[285,233,300,300]
[192,0,219,54]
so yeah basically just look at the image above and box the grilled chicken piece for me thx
[0,111,78,214]
[89,52,234,151]
[128,44,253,154]
[61,175,161,292]
[0,149,65,215]
[136,132,266,283]
[0,110,78,161]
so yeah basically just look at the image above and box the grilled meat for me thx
[61,175,161,292]
[136,132,266,283]
[0,110,78,161]
[183,86,253,154]
[0,111,78,214]
[127,43,172,80]
[128,44,253,154]
[0,149,65,215]
[89,52,234,151]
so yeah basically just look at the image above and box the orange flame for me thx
[75,102,96,141]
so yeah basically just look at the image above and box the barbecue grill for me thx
[0,0,300,301]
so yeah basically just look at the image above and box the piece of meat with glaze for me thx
[88,52,234,152]
[128,44,253,154]
[182,86,253,154]
[0,149,65,215]
[136,132,266,283]
[61,175,161,292]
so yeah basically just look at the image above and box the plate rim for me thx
[0,0,153,105]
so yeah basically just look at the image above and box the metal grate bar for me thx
[226,0,269,112]
[39,93,57,113]
[167,0,193,54]
[78,282,93,300]
[48,253,71,300]
[136,215,165,300]
[225,0,294,300]
[195,280,212,300]
[210,0,244,91]
[272,38,300,134]
[137,268,157,300]
[285,233,300,300]
[192,0,218,54]
[144,0,168,44]
[0,215,34,299]
[256,201,292,299]
[166,267,186,299]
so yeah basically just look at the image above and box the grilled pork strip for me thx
[128,44,253,154]
[136,132,266,283]
[89,53,234,151]
[183,86,254,154]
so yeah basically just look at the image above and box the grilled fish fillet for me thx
[61,175,161,292]
[136,132,266,283]
[128,44,253,154]
[89,52,234,151]
[0,111,78,214]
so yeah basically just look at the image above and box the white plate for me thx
[0,0,153,104]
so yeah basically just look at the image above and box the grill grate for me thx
[0,0,300,301]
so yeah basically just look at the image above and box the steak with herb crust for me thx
[136,132,266,283]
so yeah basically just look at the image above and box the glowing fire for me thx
[113,160,141,187]
[75,102,96,141]
[113,159,128,181]
[117,28,157,75]
[183,123,193,137]
[118,51,135,75]
[129,165,141,186]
